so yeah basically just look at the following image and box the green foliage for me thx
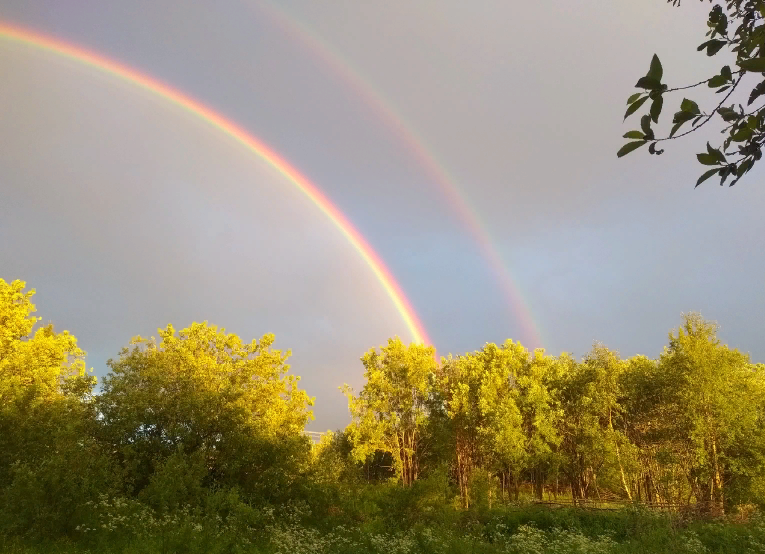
[96,321,314,502]
[342,338,438,486]
[619,1,765,187]
[3,278,765,552]
[0,279,108,538]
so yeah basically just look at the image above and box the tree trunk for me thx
[513,473,520,502]
[711,435,724,514]
[456,443,471,509]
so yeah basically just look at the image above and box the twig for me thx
[656,74,744,142]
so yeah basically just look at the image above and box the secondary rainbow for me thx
[254,1,544,348]
[0,21,431,346]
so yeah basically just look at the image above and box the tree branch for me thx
[656,75,743,142]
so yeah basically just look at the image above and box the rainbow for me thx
[254,1,543,348]
[0,21,431,346]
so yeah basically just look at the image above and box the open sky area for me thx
[1,0,764,431]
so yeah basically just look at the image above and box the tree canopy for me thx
[3,278,765,549]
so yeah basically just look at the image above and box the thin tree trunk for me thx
[711,435,724,513]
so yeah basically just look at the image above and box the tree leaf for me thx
[627,92,643,105]
[706,40,726,56]
[673,110,695,124]
[669,121,685,138]
[647,54,663,81]
[720,167,731,186]
[705,142,725,163]
[680,98,700,114]
[695,168,720,187]
[717,107,740,122]
[748,80,765,105]
[623,130,645,139]
[624,96,649,120]
[736,158,754,177]
[640,114,653,136]
[731,126,754,142]
[617,141,648,158]
[708,74,728,87]
[650,96,664,123]
[635,76,662,90]
[740,57,765,72]
[697,153,720,165]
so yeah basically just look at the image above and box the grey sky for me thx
[1,1,763,430]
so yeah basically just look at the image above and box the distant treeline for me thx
[1,277,764,544]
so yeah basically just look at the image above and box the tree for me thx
[96,322,314,502]
[656,313,765,512]
[619,0,765,187]
[342,338,438,487]
[0,279,108,537]
[0,278,94,406]
[439,342,527,508]
[514,349,565,501]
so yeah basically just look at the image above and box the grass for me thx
[2,501,765,554]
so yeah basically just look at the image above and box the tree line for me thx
[1,277,764,541]
[337,324,765,513]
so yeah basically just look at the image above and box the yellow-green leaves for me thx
[97,321,314,499]
[343,338,437,486]
[0,278,92,406]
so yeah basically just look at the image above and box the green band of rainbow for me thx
[0,21,431,346]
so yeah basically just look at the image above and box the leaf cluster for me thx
[620,0,765,187]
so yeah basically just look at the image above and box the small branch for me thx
[655,75,744,142]
[663,78,712,93]
[663,71,742,94]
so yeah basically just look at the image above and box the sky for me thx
[1,0,764,431]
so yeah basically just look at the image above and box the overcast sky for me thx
[1,1,763,430]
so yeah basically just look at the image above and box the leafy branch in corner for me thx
[619,0,765,187]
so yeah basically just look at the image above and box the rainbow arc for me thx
[0,21,431,346]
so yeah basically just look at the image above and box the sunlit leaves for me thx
[342,339,437,486]
[0,279,93,406]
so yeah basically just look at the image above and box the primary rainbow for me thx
[255,1,544,349]
[0,21,431,346]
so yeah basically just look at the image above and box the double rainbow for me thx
[254,1,543,348]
